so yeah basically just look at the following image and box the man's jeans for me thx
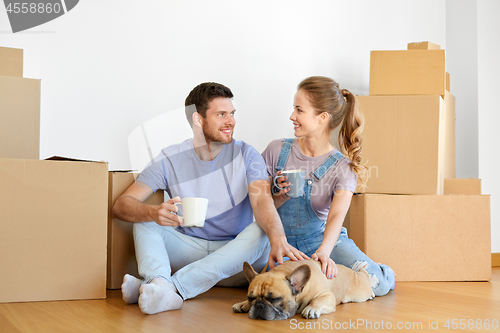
[133,221,270,300]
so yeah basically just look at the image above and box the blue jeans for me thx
[133,221,270,300]
[331,227,395,296]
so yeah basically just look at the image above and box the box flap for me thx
[45,156,107,164]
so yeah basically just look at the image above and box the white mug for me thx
[174,197,209,228]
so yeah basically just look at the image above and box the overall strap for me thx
[312,151,345,180]
[275,138,294,172]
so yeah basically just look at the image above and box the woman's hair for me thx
[298,76,367,184]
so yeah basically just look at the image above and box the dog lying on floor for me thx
[232,259,374,320]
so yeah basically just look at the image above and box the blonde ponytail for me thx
[338,89,367,185]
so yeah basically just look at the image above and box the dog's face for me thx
[242,262,311,320]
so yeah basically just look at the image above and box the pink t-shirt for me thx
[261,138,357,221]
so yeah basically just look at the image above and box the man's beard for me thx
[202,121,233,144]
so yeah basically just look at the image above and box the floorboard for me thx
[1,268,499,332]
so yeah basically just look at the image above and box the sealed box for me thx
[407,41,441,50]
[369,49,446,96]
[0,158,108,303]
[356,92,455,195]
[0,46,23,77]
[0,75,40,159]
[107,172,164,289]
[444,178,481,195]
[349,194,491,281]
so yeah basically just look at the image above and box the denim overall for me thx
[275,138,344,257]
[275,139,395,296]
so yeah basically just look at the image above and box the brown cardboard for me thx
[349,194,491,281]
[369,49,446,96]
[407,41,441,50]
[107,172,164,289]
[444,91,456,178]
[444,178,482,195]
[356,92,455,194]
[0,46,23,77]
[0,75,40,159]
[0,158,108,303]
[446,72,450,92]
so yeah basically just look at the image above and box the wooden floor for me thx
[1,268,499,333]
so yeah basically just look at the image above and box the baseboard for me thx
[493,253,500,267]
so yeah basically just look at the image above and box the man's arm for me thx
[248,179,308,268]
[111,181,182,226]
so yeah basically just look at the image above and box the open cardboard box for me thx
[0,157,108,303]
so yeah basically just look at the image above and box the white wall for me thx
[0,0,446,168]
[1,1,496,250]
[445,0,479,179]
[445,0,500,253]
[477,0,500,253]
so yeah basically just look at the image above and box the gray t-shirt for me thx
[137,138,269,240]
[261,138,357,221]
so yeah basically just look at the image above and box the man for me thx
[112,82,307,315]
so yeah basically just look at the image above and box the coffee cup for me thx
[174,197,209,228]
[273,170,306,198]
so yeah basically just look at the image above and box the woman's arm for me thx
[312,189,353,278]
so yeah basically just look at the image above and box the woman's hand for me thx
[311,251,337,279]
[271,172,291,208]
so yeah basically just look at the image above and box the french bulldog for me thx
[232,259,374,320]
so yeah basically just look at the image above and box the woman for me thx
[261,76,395,296]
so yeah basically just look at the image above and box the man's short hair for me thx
[185,82,234,127]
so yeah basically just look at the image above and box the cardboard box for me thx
[0,46,23,77]
[107,171,164,289]
[356,92,455,194]
[407,41,441,50]
[0,75,40,159]
[0,158,108,303]
[369,49,446,96]
[446,72,450,92]
[349,194,491,281]
[444,178,482,195]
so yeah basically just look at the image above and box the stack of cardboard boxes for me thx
[0,46,109,303]
[347,42,491,281]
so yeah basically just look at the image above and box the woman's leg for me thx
[330,228,395,296]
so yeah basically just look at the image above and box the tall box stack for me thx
[348,42,491,281]
[0,47,109,303]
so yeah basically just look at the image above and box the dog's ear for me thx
[243,262,259,283]
[287,265,311,295]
